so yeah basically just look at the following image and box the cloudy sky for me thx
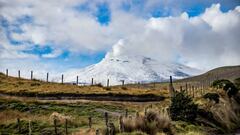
[0,0,240,79]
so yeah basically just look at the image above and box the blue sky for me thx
[0,0,240,75]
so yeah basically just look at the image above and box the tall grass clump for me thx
[210,96,240,132]
[121,109,172,135]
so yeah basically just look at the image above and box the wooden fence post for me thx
[185,83,188,95]
[18,70,21,78]
[180,86,183,92]
[104,112,108,127]
[125,109,128,117]
[6,69,8,77]
[192,86,195,98]
[169,76,175,98]
[31,71,33,80]
[29,120,32,135]
[107,79,109,87]
[88,116,92,128]
[17,118,21,133]
[61,74,64,84]
[76,76,78,85]
[65,119,68,135]
[119,115,123,132]
[54,118,57,135]
[144,107,147,115]
[91,78,94,85]
[46,72,49,82]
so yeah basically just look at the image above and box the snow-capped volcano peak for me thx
[64,39,202,85]
[65,51,201,85]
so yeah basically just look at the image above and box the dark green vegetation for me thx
[234,77,240,89]
[212,79,238,97]
[203,93,219,103]
[170,92,198,122]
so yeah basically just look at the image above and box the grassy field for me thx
[0,72,240,135]
[0,95,210,135]
[0,72,169,97]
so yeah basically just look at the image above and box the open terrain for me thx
[0,65,240,135]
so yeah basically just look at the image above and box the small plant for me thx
[203,93,220,103]
[30,83,41,86]
[169,91,198,122]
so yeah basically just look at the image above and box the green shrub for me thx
[212,79,238,97]
[234,78,240,89]
[203,93,220,103]
[169,91,198,122]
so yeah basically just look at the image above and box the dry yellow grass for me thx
[0,73,169,96]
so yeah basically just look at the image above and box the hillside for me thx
[0,72,169,101]
[176,65,240,83]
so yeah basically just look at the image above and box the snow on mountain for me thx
[64,48,202,86]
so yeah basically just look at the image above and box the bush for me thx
[169,91,198,122]
[234,78,240,89]
[203,93,220,103]
[212,79,238,97]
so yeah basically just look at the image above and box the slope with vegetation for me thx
[177,65,240,83]
[0,72,167,101]
[0,66,240,135]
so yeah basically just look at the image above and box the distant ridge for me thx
[177,65,240,83]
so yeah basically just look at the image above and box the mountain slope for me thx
[177,65,240,83]
[64,40,202,85]
[65,53,202,85]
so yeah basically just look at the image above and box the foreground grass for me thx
[0,96,171,134]
[0,96,206,135]
[1,72,239,135]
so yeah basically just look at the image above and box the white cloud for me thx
[0,1,239,78]
[106,4,240,70]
